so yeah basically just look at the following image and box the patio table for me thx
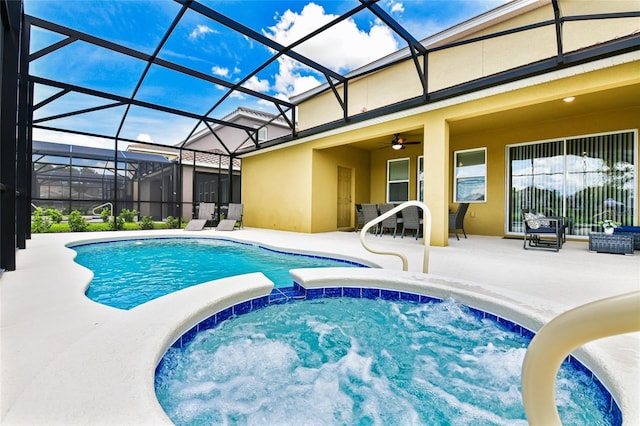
[589,232,634,255]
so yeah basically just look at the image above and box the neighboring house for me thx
[239,0,639,246]
[127,107,288,219]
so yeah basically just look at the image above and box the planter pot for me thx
[604,227,615,235]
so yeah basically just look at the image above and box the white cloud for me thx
[242,75,271,93]
[262,3,399,100]
[189,24,217,40]
[264,3,398,73]
[389,1,405,14]
[211,66,229,77]
[136,133,153,143]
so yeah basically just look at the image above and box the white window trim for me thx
[453,148,487,203]
[387,157,410,203]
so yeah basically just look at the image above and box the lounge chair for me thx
[522,209,563,251]
[227,203,244,229]
[185,202,216,231]
[448,203,469,240]
[400,205,422,239]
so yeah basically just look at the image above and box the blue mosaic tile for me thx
[252,296,269,310]
[343,287,361,298]
[269,289,289,304]
[381,289,400,301]
[306,288,324,300]
[420,295,441,304]
[181,325,199,347]
[324,287,342,298]
[198,315,217,332]
[362,288,380,299]
[485,312,498,323]
[234,300,252,315]
[400,292,420,302]
[217,307,233,322]
[520,327,535,340]
[467,306,485,321]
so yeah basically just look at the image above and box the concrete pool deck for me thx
[1,228,639,424]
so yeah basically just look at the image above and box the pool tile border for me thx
[163,283,622,425]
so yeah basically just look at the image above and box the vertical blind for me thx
[508,131,636,236]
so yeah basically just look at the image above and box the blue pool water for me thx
[71,238,367,310]
[155,296,617,425]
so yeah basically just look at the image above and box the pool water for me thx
[155,297,616,426]
[72,238,366,310]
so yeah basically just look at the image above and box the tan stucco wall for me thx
[310,145,371,232]
[450,105,640,238]
[241,144,313,232]
[241,59,639,247]
[296,1,638,131]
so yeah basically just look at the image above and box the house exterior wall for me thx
[240,1,639,246]
[242,59,639,245]
[241,144,313,232]
[295,0,638,131]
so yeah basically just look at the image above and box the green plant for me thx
[166,216,180,229]
[109,215,125,231]
[599,219,620,230]
[31,207,51,233]
[119,208,138,223]
[68,210,88,232]
[140,215,154,230]
[45,208,63,224]
[100,208,111,222]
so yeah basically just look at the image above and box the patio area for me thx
[1,228,639,424]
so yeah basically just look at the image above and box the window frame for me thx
[453,148,487,203]
[387,157,410,203]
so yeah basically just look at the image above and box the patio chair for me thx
[378,203,401,237]
[361,203,380,235]
[400,205,422,239]
[185,202,216,231]
[227,203,244,229]
[522,209,563,251]
[448,203,469,240]
[354,204,365,231]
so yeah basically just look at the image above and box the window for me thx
[257,126,267,142]
[417,156,424,202]
[507,130,636,236]
[454,148,486,202]
[387,158,409,202]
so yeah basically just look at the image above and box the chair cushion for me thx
[524,212,540,229]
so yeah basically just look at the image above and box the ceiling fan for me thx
[391,133,420,150]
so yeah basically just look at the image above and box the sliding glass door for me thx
[507,130,636,236]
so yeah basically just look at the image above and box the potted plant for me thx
[599,219,620,235]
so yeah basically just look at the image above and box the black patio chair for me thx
[522,209,563,252]
[448,203,469,240]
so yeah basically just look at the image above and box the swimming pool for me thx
[71,238,369,310]
[155,288,620,425]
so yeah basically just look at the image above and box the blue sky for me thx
[24,0,507,148]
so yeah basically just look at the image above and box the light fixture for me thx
[563,96,575,103]
[392,143,404,150]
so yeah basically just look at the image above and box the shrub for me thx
[68,210,88,232]
[109,215,125,231]
[100,208,111,222]
[87,222,111,232]
[45,208,63,224]
[140,215,154,230]
[166,216,179,229]
[31,207,51,233]
[120,208,138,223]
